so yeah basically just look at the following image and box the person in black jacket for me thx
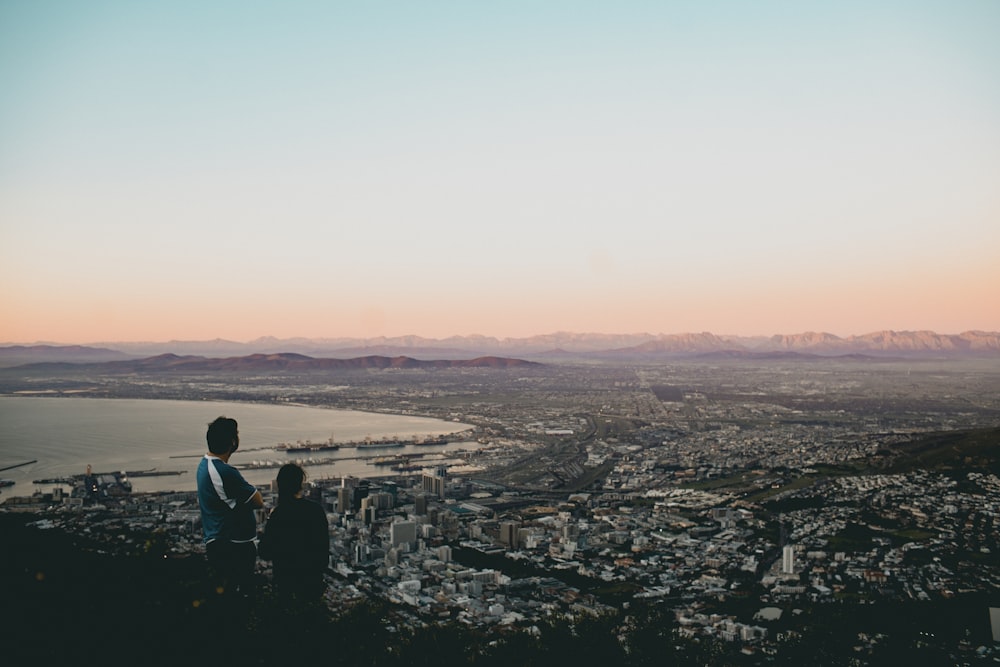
[259,464,329,603]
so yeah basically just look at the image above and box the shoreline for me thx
[0,395,477,495]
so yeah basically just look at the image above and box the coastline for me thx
[0,396,474,495]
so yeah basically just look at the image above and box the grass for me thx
[680,471,756,491]
[892,528,936,542]
[748,474,819,503]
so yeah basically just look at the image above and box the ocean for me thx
[0,396,474,494]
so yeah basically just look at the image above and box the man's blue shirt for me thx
[196,455,258,544]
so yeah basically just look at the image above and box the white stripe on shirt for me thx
[205,455,237,510]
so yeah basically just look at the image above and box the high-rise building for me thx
[782,545,795,574]
[337,487,352,514]
[352,480,370,511]
[422,472,446,499]
[391,520,417,548]
[365,492,394,510]
[415,494,428,516]
[500,521,520,549]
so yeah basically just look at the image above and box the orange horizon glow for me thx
[4,262,998,345]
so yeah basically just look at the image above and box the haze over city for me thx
[2,1,998,344]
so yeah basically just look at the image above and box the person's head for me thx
[206,417,239,455]
[276,463,305,502]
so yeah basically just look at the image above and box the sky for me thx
[2,1,998,344]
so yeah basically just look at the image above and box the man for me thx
[197,416,263,598]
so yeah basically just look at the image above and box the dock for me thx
[0,460,37,473]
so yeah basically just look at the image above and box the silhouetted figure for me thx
[259,464,330,604]
[196,416,263,601]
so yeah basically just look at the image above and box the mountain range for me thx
[1,330,998,367]
[0,353,541,373]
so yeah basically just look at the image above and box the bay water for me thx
[0,396,474,494]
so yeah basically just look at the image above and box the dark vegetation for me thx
[685,427,1000,507]
[879,427,1000,474]
[649,385,684,402]
[3,513,995,665]
[0,513,696,666]
[452,545,642,606]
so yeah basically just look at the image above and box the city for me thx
[4,1,998,664]
[2,356,998,664]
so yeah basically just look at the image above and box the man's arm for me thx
[226,466,263,509]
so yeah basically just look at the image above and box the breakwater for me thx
[0,460,37,473]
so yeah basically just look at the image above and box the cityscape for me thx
[1,343,998,664]
[2,2,999,664]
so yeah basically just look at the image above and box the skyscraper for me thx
[782,545,795,574]
[500,521,520,549]
[391,520,417,548]
[337,487,352,514]
[422,472,446,499]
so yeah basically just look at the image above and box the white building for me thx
[781,545,795,574]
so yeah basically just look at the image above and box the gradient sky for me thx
[2,1,998,344]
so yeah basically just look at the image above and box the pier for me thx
[0,460,37,473]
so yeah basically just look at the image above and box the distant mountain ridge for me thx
[749,330,1000,355]
[3,330,999,364]
[6,353,541,373]
[0,345,133,368]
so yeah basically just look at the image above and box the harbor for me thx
[0,396,475,494]
[274,433,451,454]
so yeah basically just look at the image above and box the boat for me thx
[238,460,284,470]
[238,459,333,470]
[281,443,340,454]
[277,437,340,454]
[357,439,404,449]
[412,436,449,446]
[371,456,408,467]
[0,479,15,488]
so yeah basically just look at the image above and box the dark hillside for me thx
[876,426,1000,474]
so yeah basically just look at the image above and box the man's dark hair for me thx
[206,416,239,455]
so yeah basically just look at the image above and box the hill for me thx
[6,330,1000,364]
[56,329,1000,359]
[0,344,134,368]
[876,426,1000,475]
[3,352,542,374]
